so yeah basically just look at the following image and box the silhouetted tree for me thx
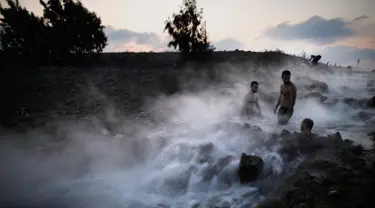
[0,0,107,65]
[0,0,47,61]
[164,0,214,61]
[39,0,107,55]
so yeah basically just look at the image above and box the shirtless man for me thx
[273,70,297,124]
[300,118,314,137]
[242,81,262,117]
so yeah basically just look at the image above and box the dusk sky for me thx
[7,0,375,68]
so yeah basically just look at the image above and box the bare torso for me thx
[243,92,259,112]
[280,82,297,108]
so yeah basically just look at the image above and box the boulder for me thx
[303,92,327,102]
[202,155,233,182]
[352,111,374,121]
[238,153,264,183]
[279,129,292,139]
[306,81,329,93]
[366,80,375,87]
[196,142,214,164]
[342,97,368,108]
[366,96,375,108]
[321,97,339,106]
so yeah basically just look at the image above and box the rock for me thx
[306,81,329,93]
[341,85,350,90]
[251,125,263,132]
[198,142,214,154]
[321,97,339,106]
[196,142,214,163]
[303,92,323,100]
[256,198,283,208]
[217,155,233,170]
[242,123,251,130]
[366,80,375,87]
[326,132,344,148]
[203,155,234,182]
[279,129,292,139]
[366,96,375,108]
[353,111,374,121]
[303,92,327,102]
[238,153,264,183]
[342,97,368,108]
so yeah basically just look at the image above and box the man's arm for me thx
[255,95,262,113]
[289,85,297,108]
[241,93,249,114]
[274,85,282,109]
[275,95,280,108]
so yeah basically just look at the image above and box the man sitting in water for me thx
[300,118,314,137]
[241,81,262,117]
[273,70,297,124]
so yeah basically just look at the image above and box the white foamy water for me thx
[0,69,374,208]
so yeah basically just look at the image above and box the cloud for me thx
[265,15,358,45]
[104,25,169,52]
[315,45,375,68]
[104,26,247,53]
[213,38,247,51]
[353,15,369,21]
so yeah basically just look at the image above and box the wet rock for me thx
[366,96,375,108]
[202,155,233,182]
[217,155,233,170]
[242,122,251,130]
[196,142,214,164]
[303,92,327,102]
[352,111,374,121]
[366,80,375,87]
[251,125,263,132]
[341,85,350,90]
[342,97,368,108]
[238,153,264,183]
[256,198,283,208]
[321,97,339,106]
[198,142,214,155]
[306,80,329,93]
[279,129,292,139]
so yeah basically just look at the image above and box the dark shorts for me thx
[277,107,294,124]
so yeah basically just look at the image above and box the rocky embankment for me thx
[221,121,375,208]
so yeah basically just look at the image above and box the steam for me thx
[0,61,374,207]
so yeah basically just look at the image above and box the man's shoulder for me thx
[289,82,297,91]
[290,82,297,88]
[244,91,252,99]
[254,93,260,100]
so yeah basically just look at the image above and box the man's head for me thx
[300,118,314,132]
[281,70,291,84]
[250,81,259,93]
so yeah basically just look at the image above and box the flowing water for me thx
[0,69,374,208]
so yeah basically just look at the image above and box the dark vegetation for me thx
[1,0,375,207]
[0,0,107,66]
[164,0,215,62]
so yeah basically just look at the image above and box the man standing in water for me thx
[273,70,297,124]
[242,81,262,117]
